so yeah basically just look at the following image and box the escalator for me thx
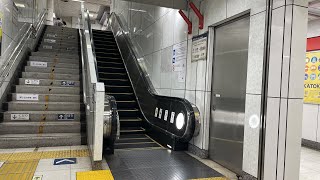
[92,30,163,150]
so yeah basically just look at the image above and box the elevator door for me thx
[209,16,250,173]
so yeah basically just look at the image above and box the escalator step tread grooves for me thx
[93,30,162,150]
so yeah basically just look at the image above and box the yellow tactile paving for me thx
[76,170,114,180]
[0,153,12,161]
[0,172,34,180]
[7,152,42,161]
[0,160,39,180]
[190,178,229,180]
[41,150,71,159]
[70,149,90,157]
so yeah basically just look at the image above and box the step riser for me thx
[29,56,79,64]
[15,86,80,94]
[22,72,80,81]
[44,31,78,35]
[39,43,79,49]
[104,80,130,86]
[0,124,82,134]
[43,35,79,41]
[117,102,138,109]
[99,68,126,74]
[31,52,79,59]
[120,121,142,127]
[105,86,132,93]
[10,94,80,102]
[7,103,81,111]
[19,79,80,87]
[118,111,140,118]
[41,39,78,44]
[25,66,80,75]
[27,62,79,69]
[38,48,79,53]
[0,137,83,148]
[98,73,127,79]
[95,53,120,59]
[3,113,82,122]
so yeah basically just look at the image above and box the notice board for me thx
[304,51,320,104]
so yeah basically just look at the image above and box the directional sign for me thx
[30,61,47,68]
[16,94,39,101]
[58,114,75,120]
[44,39,56,43]
[25,79,40,85]
[43,45,52,49]
[11,114,29,120]
[32,175,43,180]
[53,158,77,165]
[61,81,75,87]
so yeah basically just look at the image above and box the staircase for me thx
[92,30,163,150]
[0,26,86,148]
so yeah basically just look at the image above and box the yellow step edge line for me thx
[77,170,114,180]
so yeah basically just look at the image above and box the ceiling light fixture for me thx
[15,3,25,8]
[72,0,85,2]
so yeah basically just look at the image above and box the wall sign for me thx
[172,41,187,72]
[192,32,208,62]
[305,51,320,104]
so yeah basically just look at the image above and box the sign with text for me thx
[11,114,29,120]
[58,113,75,120]
[192,32,208,62]
[172,41,187,72]
[304,51,320,104]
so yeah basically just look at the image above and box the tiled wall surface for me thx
[302,19,320,144]
[111,0,268,178]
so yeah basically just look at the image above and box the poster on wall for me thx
[0,12,3,56]
[172,41,187,72]
[192,32,208,62]
[304,51,320,104]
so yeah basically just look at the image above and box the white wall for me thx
[302,19,320,143]
[112,0,269,177]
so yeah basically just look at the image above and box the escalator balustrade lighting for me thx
[176,113,185,130]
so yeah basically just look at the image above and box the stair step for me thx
[25,66,80,75]
[38,48,79,54]
[41,40,78,45]
[22,72,80,81]
[19,78,80,87]
[31,52,79,59]
[105,85,133,93]
[3,111,82,122]
[0,133,84,148]
[5,101,81,111]
[39,43,79,50]
[27,61,80,69]
[29,56,79,63]
[14,85,80,94]
[10,93,80,102]
[0,122,82,134]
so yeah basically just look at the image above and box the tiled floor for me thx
[0,145,110,180]
[300,147,320,180]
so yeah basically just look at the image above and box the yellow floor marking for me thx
[190,178,229,180]
[71,149,90,157]
[76,170,114,180]
[8,152,42,161]
[41,150,71,159]
[0,153,12,161]
[0,160,39,180]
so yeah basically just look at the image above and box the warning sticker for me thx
[47,33,57,38]
[158,109,163,119]
[170,112,175,124]
[58,114,75,120]
[164,110,168,121]
[61,81,75,87]
[16,94,39,101]
[43,45,52,49]
[44,39,56,43]
[25,79,40,85]
[30,61,47,67]
[11,114,29,120]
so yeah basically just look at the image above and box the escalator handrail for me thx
[108,13,201,142]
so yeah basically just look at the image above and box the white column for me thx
[47,0,54,25]
[263,1,308,180]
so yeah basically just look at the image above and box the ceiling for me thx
[54,0,111,20]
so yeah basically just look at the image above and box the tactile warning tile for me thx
[76,170,114,180]
[0,160,39,180]
[0,153,12,161]
[71,149,90,157]
[41,150,71,159]
[7,152,42,161]
[190,178,229,180]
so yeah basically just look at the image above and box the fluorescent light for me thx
[129,8,146,13]
[72,0,84,2]
[15,3,25,8]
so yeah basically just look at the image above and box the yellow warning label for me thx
[76,170,114,180]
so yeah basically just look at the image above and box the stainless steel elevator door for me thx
[209,16,250,174]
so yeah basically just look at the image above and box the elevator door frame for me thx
[207,13,250,175]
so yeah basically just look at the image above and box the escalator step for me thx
[120,126,145,135]
[107,93,135,101]
[114,142,160,149]
[105,85,133,93]
[101,78,130,86]
[118,109,140,118]
[99,72,128,79]
[116,138,153,144]
[119,134,148,139]
[98,67,125,73]
[116,100,138,109]
[120,118,142,127]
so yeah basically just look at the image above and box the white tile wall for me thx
[302,104,318,142]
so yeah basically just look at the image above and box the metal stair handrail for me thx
[0,9,47,88]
